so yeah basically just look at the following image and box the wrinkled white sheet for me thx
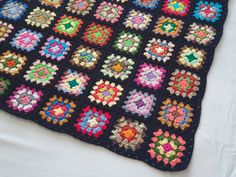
[0,1,236,177]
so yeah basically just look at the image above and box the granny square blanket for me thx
[0,0,229,171]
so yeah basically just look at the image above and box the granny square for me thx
[25,7,56,29]
[0,0,28,21]
[153,16,184,37]
[10,28,43,52]
[122,89,156,118]
[53,15,83,37]
[94,2,124,24]
[100,54,135,80]
[70,45,101,70]
[39,36,71,61]
[7,84,43,113]
[0,50,27,76]
[40,0,64,8]
[0,20,14,42]
[24,60,58,86]
[66,0,95,16]
[123,9,152,31]
[56,69,90,96]
[0,0,229,172]
[74,105,111,138]
[82,22,113,47]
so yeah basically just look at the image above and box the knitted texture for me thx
[0,0,229,171]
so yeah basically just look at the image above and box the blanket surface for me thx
[0,0,229,171]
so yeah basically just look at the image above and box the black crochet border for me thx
[0,0,229,171]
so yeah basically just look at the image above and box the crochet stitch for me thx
[0,0,229,172]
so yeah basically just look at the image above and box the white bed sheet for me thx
[0,1,236,177]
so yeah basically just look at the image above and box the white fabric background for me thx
[0,1,236,177]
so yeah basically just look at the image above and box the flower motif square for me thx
[0,77,11,95]
[70,45,101,70]
[193,1,222,23]
[74,106,111,138]
[7,85,43,113]
[56,69,90,96]
[10,28,43,52]
[100,54,135,80]
[177,46,206,69]
[94,2,124,24]
[53,15,83,37]
[39,95,76,126]
[24,60,58,86]
[185,23,216,45]
[25,7,56,29]
[162,0,191,17]
[0,21,14,42]
[167,69,200,98]
[39,36,71,61]
[0,51,27,76]
[66,0,95,16]
[144,38,175,62]
[134,63,166,90]
[88,79,123,107]
[113,31,142,55]
[148,129,186,167]
[158,98,193,130]
[110,116,147,151]
[82,23,113,47]
[0,0,28,21]
[122,89,156,118]
[132,0,160,9]
[153,16,183,38]
[123,10,152,31]
[40,0,64,8]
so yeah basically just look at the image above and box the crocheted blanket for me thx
[0,0,228,171]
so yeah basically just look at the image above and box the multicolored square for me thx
[158,98,193,130]
[0,21,14,42]
[101,54,134,80]
[25,7,56,29]
[66,0,95,16]
[133,0,160,9]
[82,23,113,47]
[123,9,152,31]
[110,116,147,151]
[162,0,190,17]
[70,45,101,70]
[94,2,124,24]
[154,16,183,38]
[0,77,11,95]
[0,0,28,21]
[40,0,64,8]
[39,95,76,126]
[167,69,200,98]
[144,38,175,62]
[39,36,71,61]
[134,63,166,90]
[10,28,43,52]
[148,129,186,167]
[177,46,206,69]
[24,60,58,86]
[7,85,43,113]
[122,89,156,118]
[193,1,222,23]
[185,23,216,45]
[0,50,27,76]
[53,15,83,37]
[88,79,123,107]
[56,69,90,96]
[74,106,111,138]
[113,31,142,55]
